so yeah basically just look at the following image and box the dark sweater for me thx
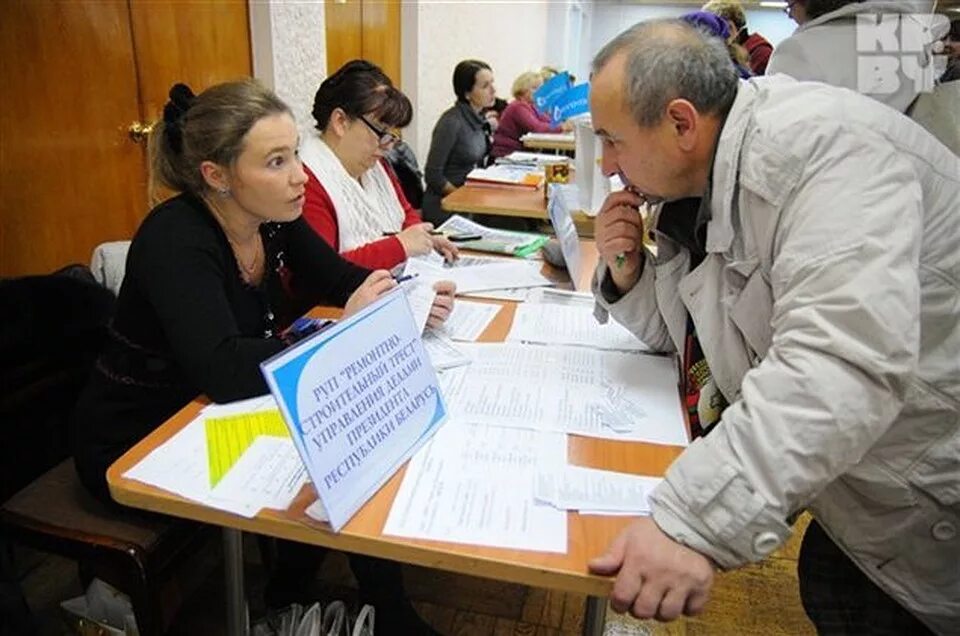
[73,193,369,500]
[422,101,489,224]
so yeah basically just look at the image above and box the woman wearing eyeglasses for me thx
[300,60,458,271]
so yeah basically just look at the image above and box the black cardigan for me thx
[73,193,369,500]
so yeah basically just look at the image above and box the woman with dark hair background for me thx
[301,60,458,270]
[421,59,496,225]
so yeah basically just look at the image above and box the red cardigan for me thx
[301,160,422,270]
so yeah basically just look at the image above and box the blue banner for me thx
[550,83,590,125]
[533,71,572,115]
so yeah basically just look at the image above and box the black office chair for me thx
[0,265,212,635]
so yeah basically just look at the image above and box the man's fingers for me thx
[588,532,627,575]
[600,190,643,213]
[683,586,711,617]
[609,570,642,614]
[630,580,666,620]
[655,587,688,622]
[597,207,643,232]
[602,237,639,258]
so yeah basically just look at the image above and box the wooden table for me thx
[522,134,576,153]
[441,183,593,229]
[107,246,685,636]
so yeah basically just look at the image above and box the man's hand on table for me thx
[589,517,715,622]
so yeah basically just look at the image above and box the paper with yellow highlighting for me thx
[206,409,289,487]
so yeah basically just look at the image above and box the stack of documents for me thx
[466,164,544,189]
[123,396,307,517]
[498,151,569,167]
[436,214,547,257]
[404,255,553,296]
[521,132,575,145]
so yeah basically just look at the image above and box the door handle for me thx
[128,121,155,143]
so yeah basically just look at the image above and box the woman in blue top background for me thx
[421,59,496,225]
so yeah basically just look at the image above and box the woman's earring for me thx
[218,186,231,197]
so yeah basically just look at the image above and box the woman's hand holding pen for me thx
[343,270,396,318]
[396,222,435,257]
[596,190,645,295]
[426,280,456,329]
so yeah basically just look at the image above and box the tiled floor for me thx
[13,516,814,635]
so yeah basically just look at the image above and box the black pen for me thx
[382,230,444,236]
[393,273,419,283]
[448,234,482,242]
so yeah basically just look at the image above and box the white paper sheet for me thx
[404,256,552,295]
[500,151,570,166]
[460,287,533,302]
[437,344,688,446]
[422,331,472,371]
[437,299,502,341]
[202,394,276,416]
[526,288,595,307]
[383,422,568,552]
[521,132,575,144]
[535,464,662,514]
[210,435,308,512]
[436,214,543,253]
[123,408,307,518]
[507,303,649,352]
[400,276,436,334]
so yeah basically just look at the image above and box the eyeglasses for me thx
[783,0,798,14]
[358,115,400,148]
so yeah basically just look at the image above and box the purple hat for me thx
[681,11,731,40]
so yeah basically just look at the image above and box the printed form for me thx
[384,422,568,552]
[124,397,307,517]
[436,299,502,341]
[507,303,649,352]
[437,343,688,446]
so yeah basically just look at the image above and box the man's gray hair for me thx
[592,19,739,127]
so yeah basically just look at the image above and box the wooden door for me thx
[0,0,145,277]
[128,0,251,122]
[0,0,252,277]
[325,0,400,84]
